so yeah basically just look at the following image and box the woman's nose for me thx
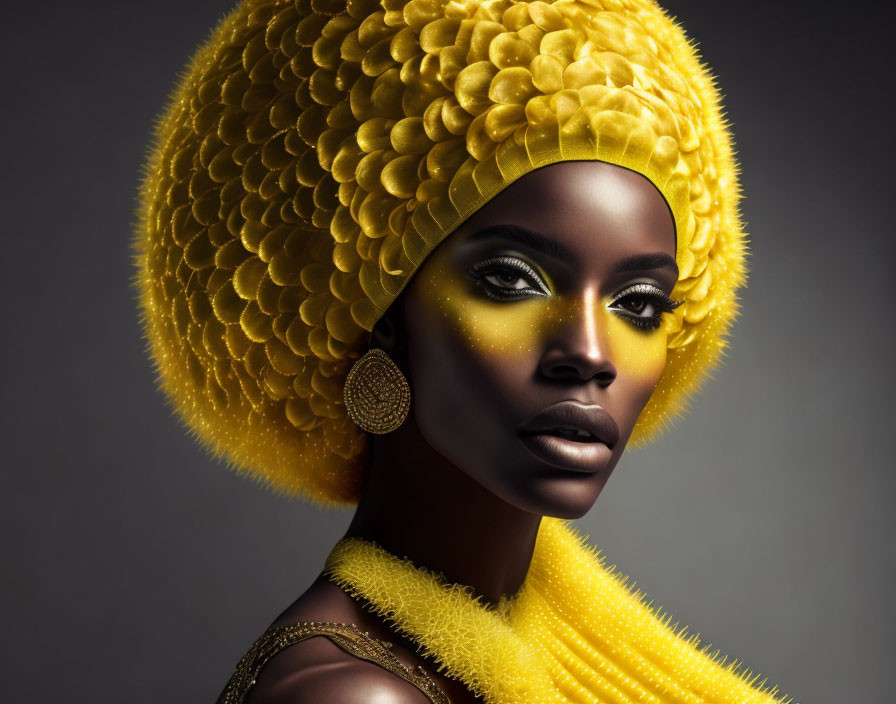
[538,288,617,386]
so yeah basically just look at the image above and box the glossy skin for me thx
[401,160,677,518]
[238,161,678,703]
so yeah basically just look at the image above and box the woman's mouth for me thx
[517,401,620,472]
[544,426,601,442]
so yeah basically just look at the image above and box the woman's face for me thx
[396,161,678,519]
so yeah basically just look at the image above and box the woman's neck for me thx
[343,420,542,606]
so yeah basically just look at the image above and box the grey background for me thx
[2,1,892,702]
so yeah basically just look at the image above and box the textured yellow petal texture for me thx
[134,0,745,504]
[327,518,790,704]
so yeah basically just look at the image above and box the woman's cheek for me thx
[601,307,668,383]
[418,264,555,356]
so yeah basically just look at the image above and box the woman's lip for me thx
[517,431,614,473]
[517,400,620,448]
[517,400,619,473]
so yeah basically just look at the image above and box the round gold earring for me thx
[343,348,411,434]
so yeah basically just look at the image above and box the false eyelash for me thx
[621,315,663,331]
[610,283,684,310]
[469,256,550,299]
[609,283,683,330]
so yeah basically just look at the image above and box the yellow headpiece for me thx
[135,0,744,505]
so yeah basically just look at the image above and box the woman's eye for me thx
[469,256,549,300]
[616,294,657,317]
[609,284,682,331]
[483,270,530,291]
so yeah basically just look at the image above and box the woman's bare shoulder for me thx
[246,636,435,704]
[239,575,439,703]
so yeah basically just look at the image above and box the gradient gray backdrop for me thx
[2,1,893,702]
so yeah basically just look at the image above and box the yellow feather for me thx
[326,518,790,704]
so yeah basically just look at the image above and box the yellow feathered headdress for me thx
[135,0,744,505]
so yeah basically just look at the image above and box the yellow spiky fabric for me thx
[135,0,745,503]
[326,518,788,704]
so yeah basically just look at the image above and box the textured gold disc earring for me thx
[343,348,411,434]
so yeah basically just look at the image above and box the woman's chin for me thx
[504,469,610,520]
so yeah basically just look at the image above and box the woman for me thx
[135,0,788,701]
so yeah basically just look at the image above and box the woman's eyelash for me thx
[469,256,550,299]
[608,283,683,330]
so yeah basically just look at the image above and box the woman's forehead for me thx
[457,161,677,264]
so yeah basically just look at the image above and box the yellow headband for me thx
[135,0,745,505]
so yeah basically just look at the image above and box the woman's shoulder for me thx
[245,629,436,703]
[219,576,448,704]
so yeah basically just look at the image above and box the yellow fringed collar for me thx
[325,518,789,704]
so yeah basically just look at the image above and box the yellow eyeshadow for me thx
[417,254,668,378]
[422,270,552,355]
[601,303,668,379]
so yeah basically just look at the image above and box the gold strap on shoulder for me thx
[219,621,451,704]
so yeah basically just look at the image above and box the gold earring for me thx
[343,348,411,434]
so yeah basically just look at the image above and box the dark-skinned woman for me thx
[135,0,788,701]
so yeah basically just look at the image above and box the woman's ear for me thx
[370,302,406,357]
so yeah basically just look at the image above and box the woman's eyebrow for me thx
[468,224,574,261]
[612,253,679,277]
[467,226,679,277]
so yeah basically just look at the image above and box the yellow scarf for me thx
[325,518,789,704]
